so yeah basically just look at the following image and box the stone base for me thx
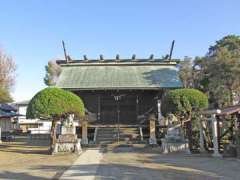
[161,139,189,154]
[223,144,237,157]
[212,152,222,157]
[236,145,240,159]
[149,137,157,145]
[53,139,82,154]
[81,138,88,145]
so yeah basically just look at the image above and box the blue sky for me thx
[0,0,239,101]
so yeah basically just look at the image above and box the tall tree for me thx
[178,56,194,88]
[196,35,240,108]
[0,88,13,103]
[0,49,16,102]
[44,61,62,86]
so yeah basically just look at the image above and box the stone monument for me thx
[161,114,189,153]
[53,114,81,154]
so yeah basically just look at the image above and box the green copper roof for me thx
[56,63,182,90]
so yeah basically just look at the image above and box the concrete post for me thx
[81,120,88,144]
[149,115,157,145]
[211,114,221,157]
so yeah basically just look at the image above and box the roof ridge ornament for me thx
[168,40,175,61]
[83,55,88,62]
[99,54,104,62]
[62,40,70,63]
[116,54,120,62]
[149,54,154,61]
[132,54,137,61]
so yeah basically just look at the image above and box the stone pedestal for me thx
[61,126,76,135]
[53,115,82,154]
[149,116,157,145]
[161,123,189,153]
[53,134,81,154]
[161,138,189,154]
[81,120,88,145]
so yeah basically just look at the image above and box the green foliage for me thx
[27,87,84,119]
[0,88,13,103]
[161,88,208,117]
[179,35,240,108]
[178,57,193,88]
[44,61,62,86]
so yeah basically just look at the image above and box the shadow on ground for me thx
[0,136,50,155]
[0,171,49,180]
[30,163,221,180]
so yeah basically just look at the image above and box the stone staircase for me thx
[96,127,141,144]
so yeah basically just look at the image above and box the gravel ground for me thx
[1,139,240,180]
[0,136,78,180]
[93,144,240,180]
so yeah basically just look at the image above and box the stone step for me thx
[97,134,140,139]
[96,127,141,144]
[97,132,139,136]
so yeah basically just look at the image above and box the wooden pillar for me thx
[149,114,157,144]
[136,95,139,121]
[81,120,88,144]
[211,114,221,157]
[98,95,101,121]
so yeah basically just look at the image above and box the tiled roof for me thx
[56,60,182,90]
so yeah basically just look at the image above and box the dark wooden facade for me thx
[74,90,163,125]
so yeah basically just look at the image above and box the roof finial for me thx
[169,40,175,61]
[116,54,120,61]
[149,54,154,60]
[132,54,136,60]
[100,54,104,61]
[62,40,69,63]
[83,55,88,61]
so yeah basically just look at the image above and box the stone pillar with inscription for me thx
[199,118,206,153]
[149,114,157,145]
[211,114,221,157]
[82,120,88,145]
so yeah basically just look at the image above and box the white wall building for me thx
[13,100,52,134]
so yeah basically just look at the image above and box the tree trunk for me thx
[50,119,57,153]
[186,120,193,152]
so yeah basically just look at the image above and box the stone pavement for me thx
[60,149,103,180]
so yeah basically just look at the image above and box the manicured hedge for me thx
[161,88,208,117]
[27,87,84,119]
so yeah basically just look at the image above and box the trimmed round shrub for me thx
[161,88,208,117]
[27,87,84,119]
